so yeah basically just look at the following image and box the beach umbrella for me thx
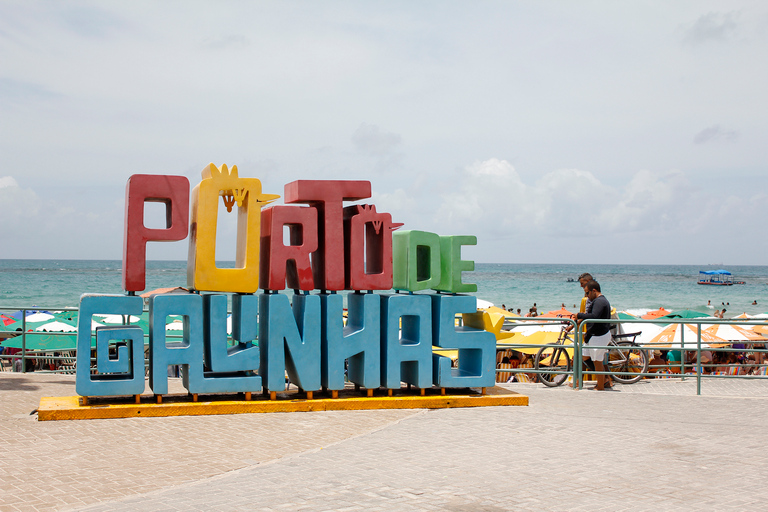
[482,306,518,318]
[1,314,17,326]
[476,298,494,309]
[433,346,458,362]
[94,314,142,324]
[54,311,79,322]
[661,310,711,320]
[704,324,767,342]
[638,323,729,349]
[34,320,77,333]
[166,320,184,331]
[0,332,78,350]
[541,307,575,318]
[641,307,671,320]
[497,330,568,356]
[24,312,55,322]
[617,322,663,341]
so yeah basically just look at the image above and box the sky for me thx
[1,1,767,265]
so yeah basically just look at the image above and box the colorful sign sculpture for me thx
[76,164,495,398]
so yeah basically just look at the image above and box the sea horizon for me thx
[1,259,767,317]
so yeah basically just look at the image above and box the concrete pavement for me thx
[2,373,768,511]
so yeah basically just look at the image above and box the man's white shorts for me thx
[584,331,611,361]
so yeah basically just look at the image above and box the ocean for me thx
[1,260,767,317]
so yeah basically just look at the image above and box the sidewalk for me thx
[2,373,767,511]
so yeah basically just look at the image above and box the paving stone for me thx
[2,373,768,510]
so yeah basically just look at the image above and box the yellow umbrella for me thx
[481,306,519,318]
[432,346,458,361]
[497,330,572,356]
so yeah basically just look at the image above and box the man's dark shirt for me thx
[576,294,611,342]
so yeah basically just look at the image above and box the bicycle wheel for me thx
[607,342,648,384]
[535,345,571,387]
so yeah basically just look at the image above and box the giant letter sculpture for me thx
[260,205,318,291]
[284,180,371,291]
[122,174,189,292]
[431,294,495,388]
[321,292,381,391]
[76,294,145,397]
[380,293,433,389]
[187,163,279,293]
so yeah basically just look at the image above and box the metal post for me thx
[21,310,27,373]
[696,322,702,396]
[574,323,582,390]
[679,324,685,379]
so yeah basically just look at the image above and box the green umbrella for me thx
[0,332,78,350]
[660,309,711,319]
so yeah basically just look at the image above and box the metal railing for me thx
[495,315,768,395]
[0,306,150,374]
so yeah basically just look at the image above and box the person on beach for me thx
[565,273,592,333]
[576,280,613,390]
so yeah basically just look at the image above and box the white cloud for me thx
[434,159,761,252]
[0,176,41,218]
[371,188,417,214]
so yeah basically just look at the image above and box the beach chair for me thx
[59,350,76,374]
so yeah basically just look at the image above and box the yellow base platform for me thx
[38,386,528,421]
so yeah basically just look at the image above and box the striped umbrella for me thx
[638,323,729,349]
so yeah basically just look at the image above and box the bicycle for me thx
[534,326,649,387]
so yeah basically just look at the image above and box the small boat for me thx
[697,270,745,285]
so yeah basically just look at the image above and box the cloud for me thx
[0,176,41,218]
[683,12,739,44]
[351,123,402,156]
[371,188,418,216]
[433,158,735,242]
[693,125,739,144]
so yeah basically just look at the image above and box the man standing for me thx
[576,280,613,391]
